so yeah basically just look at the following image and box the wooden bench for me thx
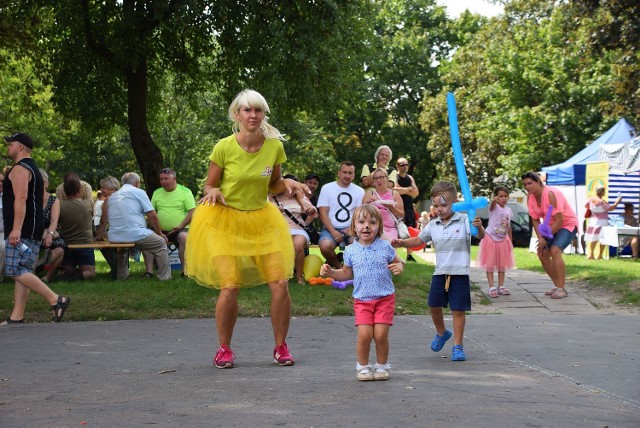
[67,241,135,280]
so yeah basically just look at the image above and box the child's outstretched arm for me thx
[388,254,404,276]
[391,236,424,249]
[320,263,353,281]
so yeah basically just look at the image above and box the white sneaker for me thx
[373,363,390,380]
[356,365,374,381]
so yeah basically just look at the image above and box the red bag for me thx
[585,208,592,218]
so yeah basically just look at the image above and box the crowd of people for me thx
[2,89,638,384]
[0,134,199,324]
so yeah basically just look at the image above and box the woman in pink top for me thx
[362,168,404,240]
[522,171,577,299]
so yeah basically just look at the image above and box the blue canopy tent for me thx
[535,118,638,255]
[542,118,636,185]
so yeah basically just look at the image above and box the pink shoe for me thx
[213,345,235,369]
[273,342,295,366]
[498,286,511,296]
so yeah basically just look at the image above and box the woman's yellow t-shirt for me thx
[209,134,287,211]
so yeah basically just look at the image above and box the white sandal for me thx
[356,366,374,381]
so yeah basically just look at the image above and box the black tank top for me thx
[396,174,416,226]
[2,158,44,240]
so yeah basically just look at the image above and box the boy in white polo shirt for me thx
[393,181,484,361]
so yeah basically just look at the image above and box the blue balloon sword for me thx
[446,92,488,236]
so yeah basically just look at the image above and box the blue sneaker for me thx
[452,345,466,361]
[430,329,452,352]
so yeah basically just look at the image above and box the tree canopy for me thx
[1,0,637,201]
[420,0,639,193]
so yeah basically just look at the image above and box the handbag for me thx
[395,217,411,239]
[585,207,592,218]
[372,190,410,239]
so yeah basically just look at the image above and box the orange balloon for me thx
[407,227,426,251]
[309,277,333,286]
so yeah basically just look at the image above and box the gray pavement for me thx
[1,253,639,427]
[419,249,602,315]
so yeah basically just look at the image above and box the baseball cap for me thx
[4,133,34,149]
[305,173,319,181]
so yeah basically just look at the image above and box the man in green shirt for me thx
[143,168,196,277]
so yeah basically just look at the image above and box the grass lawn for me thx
[0,249,433,323]
[2,247,638,323]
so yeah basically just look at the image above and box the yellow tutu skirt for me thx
[185,202,294,289]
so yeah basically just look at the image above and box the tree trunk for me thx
[125,60,163,198]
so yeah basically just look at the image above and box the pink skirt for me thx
[477,236,515,272]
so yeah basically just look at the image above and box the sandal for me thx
[452,345,466,361]
[51,295,71,322]
[356,366,374,381]
[430,329,452,352]
[0,317,24,325]
[544,287,558,296]
[143,272,153,278]
[498,286,510,296]
[550,288,568,299]
[488,287,499,298]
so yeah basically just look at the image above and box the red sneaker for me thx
[213,345,235,369]
[273,342,295,366]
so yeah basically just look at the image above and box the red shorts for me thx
[353,294,395,326]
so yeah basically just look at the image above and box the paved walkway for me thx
[0,251,638,427]
[415,248,601,314]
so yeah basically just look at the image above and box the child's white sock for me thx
[356,362,371,370]
[375,362,391,370]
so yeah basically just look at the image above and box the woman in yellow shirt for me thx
[186,89,309,369]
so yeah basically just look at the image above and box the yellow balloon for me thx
[303,254,323,281]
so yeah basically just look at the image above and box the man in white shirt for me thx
[317,161,364,268]
[99,172,171,280]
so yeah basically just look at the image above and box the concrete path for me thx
[416,249,601,315]
[1,251,639,427]
[1,316,638,427]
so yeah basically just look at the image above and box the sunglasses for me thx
[397,163,408,167]
[160,168,176,176]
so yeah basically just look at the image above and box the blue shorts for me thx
[545,227,577,251]
[62,248,96,268]
[428,274,471,311]
[5,239,39,277]
[318,227,352,245]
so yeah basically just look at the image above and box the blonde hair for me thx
[372,168,388,179]
[228,89,286,141]
[350,205,384,239]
